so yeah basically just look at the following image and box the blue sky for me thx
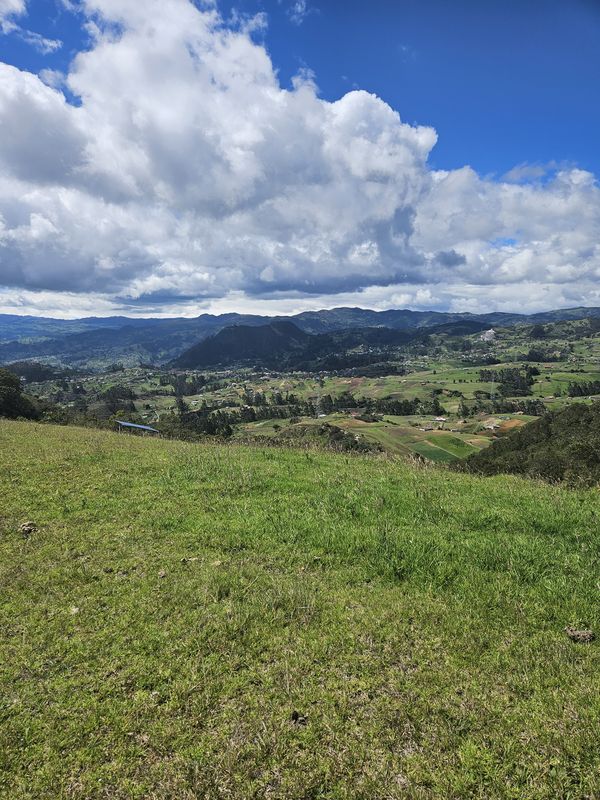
[245,0,600,177]
[0,0,599,317]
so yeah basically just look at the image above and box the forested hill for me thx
[173,321,311,369]
[172,322,414,370]
[458,402,600,485]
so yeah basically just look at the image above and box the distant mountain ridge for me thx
[0,314,154,341]
[1,306,599,367]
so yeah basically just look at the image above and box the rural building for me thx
[116,421,160,436]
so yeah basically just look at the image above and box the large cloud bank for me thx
[0,0,599,316]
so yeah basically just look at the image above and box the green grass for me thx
[429,433,479,458]
[1,420,599,799]
[409,440,458,463]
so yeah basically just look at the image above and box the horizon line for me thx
[1,303,599,322]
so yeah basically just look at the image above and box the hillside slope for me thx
[0,422,599,798]
[173,320,311,369]
[173,321,413,370]
[459,402,600,484]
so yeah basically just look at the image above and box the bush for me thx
[0,368,40,420]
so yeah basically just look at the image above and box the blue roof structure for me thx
[116,420,160,434]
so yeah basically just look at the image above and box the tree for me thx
[176,397,190,416]
[0,368,39,419]
[239,405,256,422]
[318,394,334,415]
[458,398,471,418]
[530,324,546,339]
[101,385,137,415]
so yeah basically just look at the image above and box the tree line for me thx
[568,380,600,397]
[478,366,539,397]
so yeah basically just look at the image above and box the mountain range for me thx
[1,306,599,368]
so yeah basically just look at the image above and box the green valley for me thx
[8,315,600,466]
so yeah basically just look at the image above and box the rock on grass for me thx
[565,627,595,643]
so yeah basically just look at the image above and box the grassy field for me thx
[1,421,599,799]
